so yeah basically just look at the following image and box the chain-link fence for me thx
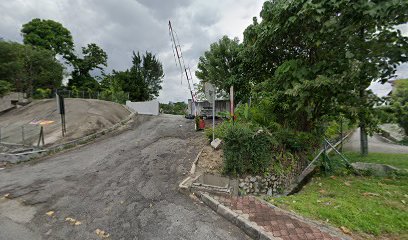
[0,124,42,146]
[55,89,129,104]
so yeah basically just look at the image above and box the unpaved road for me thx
[344,128,408,154]
[0,115,249,240]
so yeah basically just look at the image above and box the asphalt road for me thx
[0,114,250,240]
[344,128,408,154]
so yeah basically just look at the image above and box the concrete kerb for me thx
[0,111,136,164]
[198,193,280,240]
[256,197,351,240]
[178,147,204,194]
[190,148,203,175]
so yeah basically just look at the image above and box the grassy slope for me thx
[269,152,408,238]
[335,151,408,169]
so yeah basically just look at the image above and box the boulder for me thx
[351,162,400,176]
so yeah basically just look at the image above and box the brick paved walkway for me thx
[212,195,343,240]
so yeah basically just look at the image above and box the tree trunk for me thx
[359,88,368,156]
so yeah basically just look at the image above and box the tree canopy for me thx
[0,40,64,96]
[197,0,408,155]
[68,43,108,91]
[21,18,74,60]
[196,36,250,102]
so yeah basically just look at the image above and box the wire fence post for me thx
[21,126,25,145]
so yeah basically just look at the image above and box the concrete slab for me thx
[193,174,229,188]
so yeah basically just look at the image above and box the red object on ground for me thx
[199,119,206,129]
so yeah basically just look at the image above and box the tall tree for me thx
[0,40,63,96]
[21,18,74,60]
[240,0,408,154]
[123,51,164,101]
[196,36,250,102]
[68,43,108,91]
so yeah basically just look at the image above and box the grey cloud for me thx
[5,0,405,103]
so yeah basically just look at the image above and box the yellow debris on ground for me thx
[45,211,55,217]
[95,228,110,238]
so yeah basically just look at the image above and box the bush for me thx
[204,120,231,142]
[274,128,319,152]
[223,122,276,175]
[0,80,13,97]
[33,88,52,99]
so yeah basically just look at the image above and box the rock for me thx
[267,188,272,196]
[351,162,400,176]
[239,182,246,188]
[211,138,222,150]
[250,177,257,183]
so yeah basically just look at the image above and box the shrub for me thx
[33,88,52,99]
[0,80,13,97]
[204,120,231,142]
[223,122,276,175]
[274,128,319,152]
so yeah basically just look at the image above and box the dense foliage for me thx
[391,79,408,134]
[202,0,408,176]
[0,40,64,96]
[160,102,187,115]
[68,43,108,91]
[196,36,250,102]
[1,18,165,102]
[21,18,74,60]
[0,80,13,97]
[222,122,276,175]
[101,52,164,102]
[200,0,408,164]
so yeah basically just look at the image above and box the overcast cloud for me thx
[0,0,407,102]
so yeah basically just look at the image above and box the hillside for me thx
[0,98,131,147]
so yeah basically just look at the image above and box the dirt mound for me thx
[0,98,130,146]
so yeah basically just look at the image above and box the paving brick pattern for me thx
[213,195,341,240]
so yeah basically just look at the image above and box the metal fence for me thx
[55,89,129,104]
[0,124,42,146]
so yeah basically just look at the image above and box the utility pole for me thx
[168,20,197,116]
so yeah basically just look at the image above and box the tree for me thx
[0,80,13,97]
[391,79,408,134]
[122,51,164,101]
[21,18,74,60]
[196,36,250,102]
[160,102,187,115]
[99,72,128,104]
[240,0,408,155]
[68,43,108,91]
[0,40,63,96]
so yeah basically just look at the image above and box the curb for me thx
[190,148,203,175]
[198,193,279,240]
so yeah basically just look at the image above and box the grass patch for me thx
[268,152,408,238]
[332,151,408,169]
[269,175,408,237]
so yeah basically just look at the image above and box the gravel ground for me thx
[0,114,250,240]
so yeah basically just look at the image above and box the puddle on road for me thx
[0,197,37,223]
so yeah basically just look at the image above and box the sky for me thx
[0,0,407,102]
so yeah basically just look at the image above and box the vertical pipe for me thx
[212,97,215,141]
[22,126,25,145]
[340,118,343,153]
